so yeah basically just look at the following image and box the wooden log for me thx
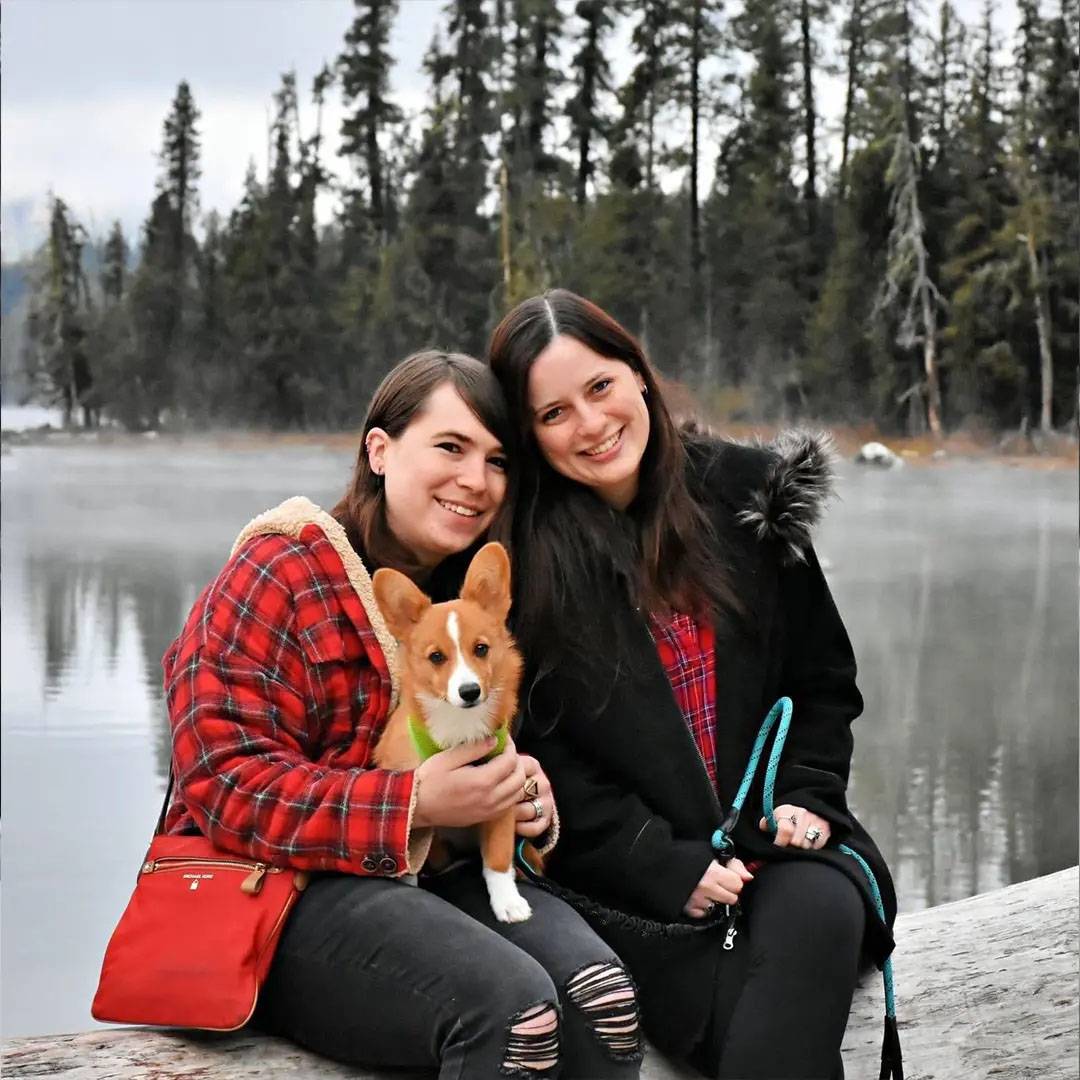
[4,868,1076,1079]
[842,865,1078,1080]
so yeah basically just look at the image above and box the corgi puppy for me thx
[372,542,533,923]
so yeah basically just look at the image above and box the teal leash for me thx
[515,695,903,1078]
[710,696,903,1080]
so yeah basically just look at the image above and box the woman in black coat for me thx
[486,290,899,1079]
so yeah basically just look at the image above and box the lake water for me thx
[2,439,1077,1037]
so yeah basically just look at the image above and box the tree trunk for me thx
[646,84,656,191]
[839,0,862,199]
[500,161,512,303]
[1026,233,1055,432]
[366,9,385,243]
[576,119,593,209]
[529,14,548,178]
[800,0,817,231]
[919,275,944,437]
[690,0,702,290]
[576,9,599,208]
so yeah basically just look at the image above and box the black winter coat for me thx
[516,434,897,1061]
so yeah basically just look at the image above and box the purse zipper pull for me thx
[241,865,268,894]
[723,907,739,951]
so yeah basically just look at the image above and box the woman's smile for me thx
[580,428,624,460]
[435,497,484,518]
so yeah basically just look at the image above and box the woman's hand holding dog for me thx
[513,754,556,839]
[683,858,754,918]
[412,737,529,828]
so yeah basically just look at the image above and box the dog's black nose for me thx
[459,683,482,705]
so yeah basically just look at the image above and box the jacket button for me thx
[361,856,378,873]
[379,856,398,873]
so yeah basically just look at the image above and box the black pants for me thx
[255,868,642,1079]
[691,860,866,1080]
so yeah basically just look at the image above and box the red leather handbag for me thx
[91,778,309,1031]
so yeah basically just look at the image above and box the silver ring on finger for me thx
[786,813,799,826]
[703,900,716,915]
[805,825,823,844]
[530,797,544,822]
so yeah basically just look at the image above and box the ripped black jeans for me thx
[254,866,642,1079]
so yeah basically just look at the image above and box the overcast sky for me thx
[2,0,1017,261]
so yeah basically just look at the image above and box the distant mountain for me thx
[2,261,31,318]
[1,198,45,262]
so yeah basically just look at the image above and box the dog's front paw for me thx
[483,866,533,923]
[493,891,533,923]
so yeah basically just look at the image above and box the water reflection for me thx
[829,469,1077,911]
[1,443,1076,1034]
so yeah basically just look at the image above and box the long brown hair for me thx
[332,350,514,579]
[486,290,739,683]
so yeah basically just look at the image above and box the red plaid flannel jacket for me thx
[163,524,420,877]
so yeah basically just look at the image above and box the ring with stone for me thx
[805,825,823,844]
[530,798,544,821]
[523,777,540,800]
[786,813,799,826]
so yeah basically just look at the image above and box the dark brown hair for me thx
[332,350,514,578]
[486,290,738,681]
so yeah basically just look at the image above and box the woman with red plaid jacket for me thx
[163,350,643,1078]
[486,292,899,1080]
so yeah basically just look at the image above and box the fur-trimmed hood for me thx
[736,431,837,564]
[685,426,838,563]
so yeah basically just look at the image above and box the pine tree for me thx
[90,219,133,424]
[125,81,202,427]
[338,0,402,247]
[616,0,677,194]
[158,81,201,275]
[669,0,724,301]
[23,197,94,426]
[222,73,332,428]
[838,0,866,198]
[1038,0,1080,426]
[797,0,832,233]
[385,22,499,357]
[925,1,967,167]
[497,0,565,297]
[567,1,618,208]
[706,0,807,403]
[878,94,946,435]
[941,1,1023,429]
[101,221,129,305]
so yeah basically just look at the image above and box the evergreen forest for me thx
[17,0,1080,436]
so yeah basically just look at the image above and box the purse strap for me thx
[154,769,176,837]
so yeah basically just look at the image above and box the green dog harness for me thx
[408,715,508,762]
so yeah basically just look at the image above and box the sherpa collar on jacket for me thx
[231,495,400,704]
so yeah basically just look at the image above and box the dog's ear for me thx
[373,568,432,639]
[460,542,512,621]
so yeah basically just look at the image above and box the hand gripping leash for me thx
[710,697,903,1080]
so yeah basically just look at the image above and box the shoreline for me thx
[3,421,1077,470]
